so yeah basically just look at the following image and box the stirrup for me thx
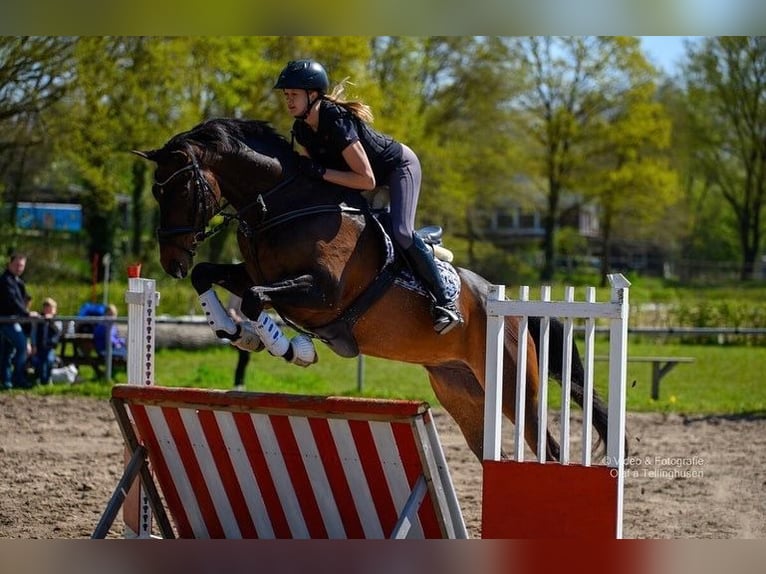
[432,304,462,335]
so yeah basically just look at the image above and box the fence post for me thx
[606,273,630,539]
[482,284,505,462]
[122,277,160,538]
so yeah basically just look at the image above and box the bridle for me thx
[153,154,236,257]
[153,150,300,257]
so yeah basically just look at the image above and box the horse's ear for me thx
[132,149,159,162]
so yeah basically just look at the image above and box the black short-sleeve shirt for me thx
[292,100,403,183]
[0,270,28,317]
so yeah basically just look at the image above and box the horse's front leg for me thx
[239,286,317,367]
[191,262,264,351]
[190,263,317,367]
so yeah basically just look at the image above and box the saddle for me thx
[303,189,460,358]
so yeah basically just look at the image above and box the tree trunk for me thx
[131,160,146,257]
[541,180,559,281]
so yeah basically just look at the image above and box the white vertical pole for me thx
[102,253,111,306]
[123,277,160,538]
[483,284,505,462]
[513,286,529,462]
[559,286,574,465]
[536,286,550,463]
[606,273,630,539]
[581,286,596,466]
[126,278,159,387]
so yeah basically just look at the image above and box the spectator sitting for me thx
[93,304,127,359]
[31,297,63,385]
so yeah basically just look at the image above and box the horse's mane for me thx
[164,118,294,164]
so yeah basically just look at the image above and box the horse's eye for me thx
[151,184,163,200]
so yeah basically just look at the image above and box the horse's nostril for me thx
[172,264,183,279]
[164,259,183,279]
[175,260,188,279]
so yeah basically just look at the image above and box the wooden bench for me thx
[58,333,125,380]
[595,355,695,400]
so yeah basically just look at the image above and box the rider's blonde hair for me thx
[325,77,374,123]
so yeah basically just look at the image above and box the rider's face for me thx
[282,89,313,118]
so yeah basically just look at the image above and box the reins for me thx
[153,149,359,252]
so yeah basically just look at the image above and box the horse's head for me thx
[133,143,222,279]
[135,119,306,279]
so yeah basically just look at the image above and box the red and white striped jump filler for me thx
[94,385,468,539]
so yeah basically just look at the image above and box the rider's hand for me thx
[298,156,326,181]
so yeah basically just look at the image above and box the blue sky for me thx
[640,36,700,74]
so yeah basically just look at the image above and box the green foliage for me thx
[682,37,766,279]
[447,234,540,285]
[673,300,766,344]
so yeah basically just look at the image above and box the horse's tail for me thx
[527,316,613,461]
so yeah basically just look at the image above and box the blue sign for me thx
[16,202,83,232]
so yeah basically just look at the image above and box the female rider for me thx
[274,59,462,335]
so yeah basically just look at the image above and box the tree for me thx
[584,58,680,284]
[504,36,674,281]
[369,37,525,264]
[44,38,195,267]
[683,36,766,280]
[656,78,739,279]
[0,37,76,224]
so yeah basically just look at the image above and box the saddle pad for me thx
[393,259,461,304]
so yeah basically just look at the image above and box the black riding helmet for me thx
[273,60,330,93]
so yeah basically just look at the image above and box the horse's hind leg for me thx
[497,324,561,462]
[425,363,487,461]
[426,358,556,463]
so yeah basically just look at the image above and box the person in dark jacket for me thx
[31,297,62,385]
[274,59,462,335]
[0,252,37,389]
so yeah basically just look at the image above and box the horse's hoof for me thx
[232,321,265,352]
[290,334,317,367]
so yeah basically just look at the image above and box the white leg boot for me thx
[198,289,238,336]
[251,312,317,366]
[198,289,265,351]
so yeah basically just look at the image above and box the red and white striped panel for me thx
[113,386,464,539]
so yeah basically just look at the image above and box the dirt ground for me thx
[0,391,764,539]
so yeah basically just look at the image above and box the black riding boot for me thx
[404,235,463,335]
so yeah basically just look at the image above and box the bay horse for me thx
[134,118,610,462]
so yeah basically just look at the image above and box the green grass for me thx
[27,336,766,417]
[543,338,766,415]
[152,346,434,401]
[13,264,766,416]
[621,341,766,414]
[31,342,434,402]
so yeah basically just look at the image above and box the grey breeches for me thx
[385,144,422,250]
